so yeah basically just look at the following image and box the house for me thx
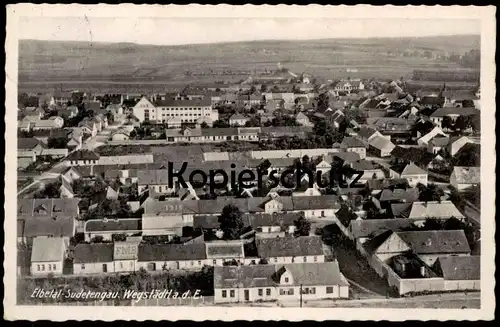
[341,137,367,159]
[390,146,439,170]
[17,198,79,244]
[206,242,246,266]
[433,256,480,290]
[153,96,218,125]
[252,236,325,264]
[65,150,100,166]
[53,91,73,106]
[378,188,419,204]
[28,117,64,131]
[137,169,175,195]
[368,136,396,158]
[83,218,141,242]
[350,160,386,183]
[295,112,312,127]
[73,243,115,274]
[427,136,449,154]
[450,167,480,191]
[429,107,478,128]
[57,105,79,119]
[111,129,131,141]
[334,79,365,93]
[416,126,448,146]
[213,261,349,303]
[137,243,207,271]
[390,163,428,187]
[78,118,98,137]
[447,136,480,156]
[356,126,386,144]
[403,201,465,221]
[229,113,249,127]
[59,176,74,198]
[30,236,68,276]
[349,218,414,244]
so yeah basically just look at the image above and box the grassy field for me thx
[18,35,479,93]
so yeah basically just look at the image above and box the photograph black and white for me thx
[4,4,495,321]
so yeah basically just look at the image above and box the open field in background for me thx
[18,35,479,93]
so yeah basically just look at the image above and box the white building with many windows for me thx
[132,95,218,124]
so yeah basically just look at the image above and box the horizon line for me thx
[19,33,481,47]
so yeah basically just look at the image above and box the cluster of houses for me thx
[18,66,481,303]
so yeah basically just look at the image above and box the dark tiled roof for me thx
[436,255,480,280]
[84,218,141,232]
[137,243,207,262]
[73,243,114,263]
[430,107,478,118]
[350,218,414,239]
[255,236,323,258]
[341,137,366,148]
[18,138,42,150]
[66,149,100,161]
[396,230,471,254]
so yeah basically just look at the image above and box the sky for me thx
[18,17,480,46]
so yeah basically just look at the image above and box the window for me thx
[274,258,278,263]
[288,289,294,295]
[81,263,85,270]
[222,290,227,298]
[41,265,45,271]
[158,186,162,193]
[191,261,194,266]
[213,259,217,265]
[310,287,316,295]
[198,260,202,265]
[230,290,235,298]
[303,256,307,262]
[266,288,271,296]
[258,289,263,296]
[279,289,285,295]
[313,256,317,262]
[37,265,40,271]
[48,265,51,271]
[284,277,289,283]
[52,264,56,270]
[326,287,334,294]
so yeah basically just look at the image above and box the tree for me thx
[417,183,444,202]
[218,205,244,240]
[249,86,257,94]
[112,234,127,242]
[91,236,105,243]
[441,116,454,130]
[47,136,69,149]
[258,258,268,265]
[260,84,268,93]
[293,216,311,236]
[200,122,209,128]
[455,115,472,131]
[33,181,61,198]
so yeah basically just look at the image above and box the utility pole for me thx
[299,284,303,308]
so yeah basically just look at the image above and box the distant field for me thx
[18,35,480,93]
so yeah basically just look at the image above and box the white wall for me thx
[31,261,64,275]
[73,261,115,275]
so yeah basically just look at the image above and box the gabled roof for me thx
[341,137,366,149]
[408,201,465,219]
[379,188,419,202]
[214,261,348,289]
[452,166,480,184]
[420,96,444,107]
[401,162,428,176]
[430,107,478,118]
[436,255,480,280]
[18,138,43,150]
[66,149,100,161]
[350,218,414,239]
[31,237,66,262]
[229,113,248,121]
[396,230,471,254]
[390,203,413,218]
[369,136,395,152]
